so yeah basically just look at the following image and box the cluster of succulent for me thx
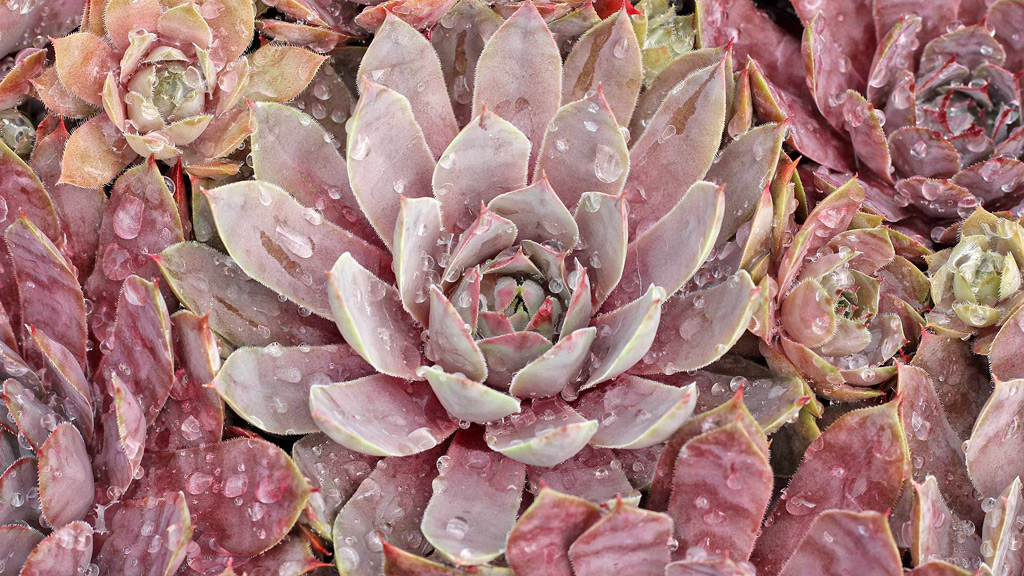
[0,0,1024,574]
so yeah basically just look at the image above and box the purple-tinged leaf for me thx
[678,370,809,434]
[633,271,758,375]
[841,90,894,182]
[132,438,310,557]
[419,366,521,423]
[506,488,601,576]
[292,432,380,539]
[952,158,1024,210]
[250,102,378,246]
[477,331,553,389]
[214,344,375,435]
[429,0,504,125]
[906,562,972,575]
[358,14,459,158]
[85,160,183,344]
[422,431,526,565]
[894,178,974,219]
[912,331,990,441]
[486,398,598,466]
[562,10,641,126]
[345,82,436,249]
[0,457,39,525]
[18,521,92,576]
[803,12,865,132]
[380,541,461,575]
[992,309,1024,382]
[37,423,93,527]
[568,501,673,576]
[981,476,1024,575]
[605,181,723,310]
[573,192,627,307]
[919,25,1005,76]
[444,208,518,282]
[94,492,192,576]
[632,48,728,137]
[889,127,961,179]
[208,181,392,318]
[92,375,146,504]
[332,447,443,576]
[624,60,727,237]
[433,111,530,234]
[3,379,60,450]
[988,0,1024,71]
[873,0,952,51]
[750,401,909,575]
[328,253,423,380]
[777,510,902,576]
[0,49,45,110]
[585,285,665,388]
[527,445,637,504]
[394,197,444,325]
[577,375,696,449]
[473,1,562,169]
[967,378,1024,498]
[908,476,981,568]
[510,327,596,399]
[311,375,456,457]
[156,242,340,348]
[30,327,93,439]
[866,14,924,107]
[665,558,756,576]
[667,422,772,561]
[0,525,43,576]
[790,0,875,82]
[488,177,579,249]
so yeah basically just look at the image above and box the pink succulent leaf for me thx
[506,488,602,576]
[527,444,637,504]
[573,191,627,307]
[0,307,17,356]
[987,0,1024,71]
[0,525,44,575]
[331,446,443,576]
[156,242,339,348]
[259,19,351,53]
[630,47,727,138]
[0,138,59,241]
[567,500,673,576]
[234,534,328,575]
[992,308,1024,382]
[131,438,311,557]
[147,311,225,451]
[919,25,1006,77]
[624,60,727,237]
[291,432,380,539]
[18,521,93,576]
[445,208,518,281]
[448,267,481,328]
[418,366,521,424]
[710,123,789,243]
[777,510,902,576]
[803,14,866,133]
[328,252,422,380]
[433,110,530,234]
[213,344,375,435]
[485,397,598,467]
[0,0,83,57]
[421,431,525,565]
[28,327,93,439]
[679,370,808,433]
[393,198,444,326]
[207,181,392,317]
[103,0,160,51]
[472,2,562,170]
[244,44,326,103]
[37,423,93,527]
[0,457,38,525]
[666,421,773,562]
[908,476,982,568]
[509,326,597,399]
[197,0,256,68]
[310,375,456,457]
[894,178,973,219]
[966,378,1024,498]
[750,401,909,575]
[747,60,855,173]
[561,10,642,127]
[906,561,973,575]
[952,159,1024,211]
[3,378,61,450]
[665,558,756,576]
[358,14,458,158]
[604,181,723,310]
[897,364,983,527]
[94,492,192,576]
[584,284,665,387]
[911,331,990,441]
[633,271,758,375]
[92,375,147,504]
[559,266,593,337]
[250,102,379,246]
[576,375,696,449]
[840,90,894,182]
[0,48,45,109]
[866,14,923,108]
[889,127,962,179]
[872,0,955,50]
[488,177,579,249]
[158,2,214,51]
[31,66,98,120]
[380,541,465,575]
[345,82,435,250]
[477,331,552,388]
[51,32,118,107]
[428,0,503,125]
[790,0,875,83]
[980,477,1024,574]
[354,0,460,34]
[6,216,86,369]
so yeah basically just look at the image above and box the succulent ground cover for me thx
[0,0,1023,574]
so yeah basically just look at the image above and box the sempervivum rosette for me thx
[150,0,816,572]
[38,0,327,187]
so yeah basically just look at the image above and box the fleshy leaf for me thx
[777,510,902,576]
[585,285,666,388]
[573,192,627,307]
[292,432,380,539]
[577,375,697,449]
[394,197,444,325]
[486,398,598,466]
[0,457,39,525]
[908,476,980,569]
[802,13,864,132]
[444,208,517,283]
[245,44,327,103]
[528,445,637,505]
[509,327,597,399]
[488,177,579,249]
[506,488,601,576]
[562,10,642,126]
[94,492,192,576]
[429,0,504,125]
[991,309,1024,382]
[966,378,1024,498]
[58,114,135,188]
[3,379,59,450]
[29,328,92,438]
[631,48,726,136]
[18,521,93,576]
[0,139,59,241]
[477,331,552,389]
[419,366,521,423]
[889,127,961,179]
[981,476,1024,576]
[0,525,44,576]
[37,423,94,527]
[52,32,118,106]
[567,501,673,576]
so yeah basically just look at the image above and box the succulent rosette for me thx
[36,0,327,188]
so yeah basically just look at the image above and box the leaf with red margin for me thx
[207,181,392,318]
[0,49,45,109]
[981,477,1024,576]
[506,488,602,576]
[85,160,183,345]
[310,375,456,457]
[568,500,673,576]
[888,127,961,179]
[0,525,44,576]
[561,10,642,127]
[908,476,981,568]
[215,343,374,435]
[18,521,93,576]
[94,492,192,576]
[37,423,94,527]
[381,541,463,575]
[3,378,62,450]
[96,275,173,425]
[750,400,909,575]
[0,457,39,526]
[967,379,1024,498]
[30,326,93,439]
[667,421,772,561]
[156,242,341,348]
[527,445,637,504]
[777,510,902,576]
[840,90,893,182]
[147,311,225,451]
[421,431,526,565]
[332,446,444,576]
[130,438,311,557]
[92,375,146,504]
[292,432,380,539]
